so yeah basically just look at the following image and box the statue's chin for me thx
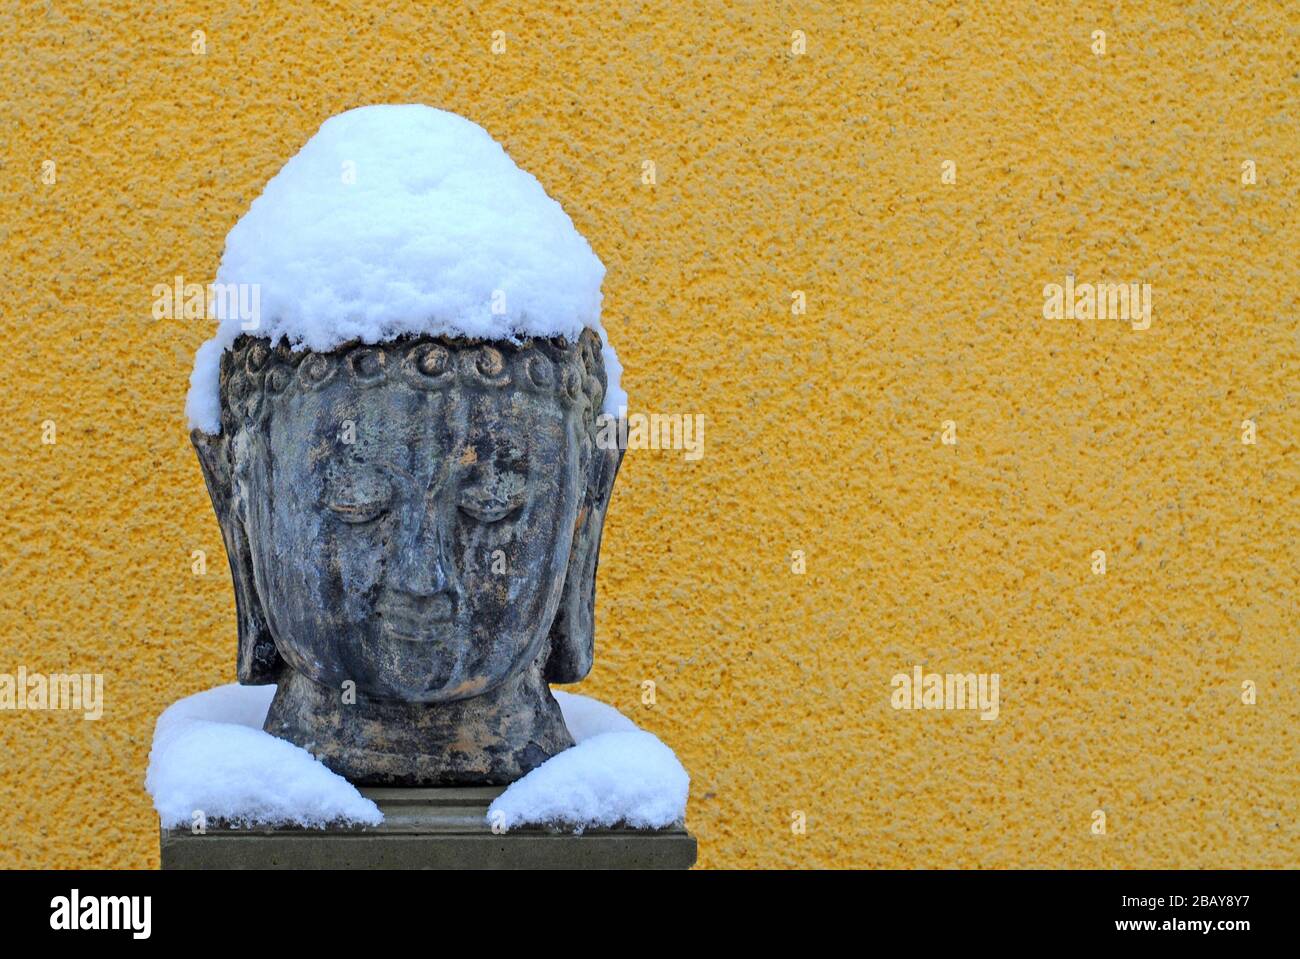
[356,649,547,705]
[272,633,549,705]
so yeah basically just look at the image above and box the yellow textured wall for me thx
[1,1,1297,869]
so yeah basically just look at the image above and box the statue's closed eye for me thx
[322,466,393,524]
[458,484,526,524]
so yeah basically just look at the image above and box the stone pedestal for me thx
[160,787,696,870]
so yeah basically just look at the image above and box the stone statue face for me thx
[194,333,620,707]
[244,350,580,703]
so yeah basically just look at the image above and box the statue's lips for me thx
[376,596,455,644]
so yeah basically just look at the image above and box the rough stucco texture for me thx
[1,1,1297,869]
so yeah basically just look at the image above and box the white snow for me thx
[145,685,688,833]
[487,690,690,832]
[186,103,626,433]
[144,683,382,829]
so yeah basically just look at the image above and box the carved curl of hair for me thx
[217,332,609,453]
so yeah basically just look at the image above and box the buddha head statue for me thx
[191,328,622,785]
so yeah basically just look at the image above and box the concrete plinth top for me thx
[160,786,697,870]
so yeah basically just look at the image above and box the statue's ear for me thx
[191,428,284,685]
[544,435,624,684]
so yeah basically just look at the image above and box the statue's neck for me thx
[263,665,574,786]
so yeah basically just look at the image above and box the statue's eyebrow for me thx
[321,458,412,489]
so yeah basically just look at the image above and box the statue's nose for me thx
[392,510,456,601]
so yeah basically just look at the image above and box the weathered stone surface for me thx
[192,332,622,785]
[160,788,697,870]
